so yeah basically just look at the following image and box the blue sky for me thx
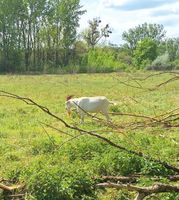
[79,0,179,45]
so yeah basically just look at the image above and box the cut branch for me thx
[0,183,25,191]
[95,175,137,183]
[97,182,179,200]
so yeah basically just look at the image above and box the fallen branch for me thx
[95,175,137,183]
[129,71,179,81]
[95,174,179,183]
[168,174,179,181]
[109,112,159,122]
[0,183,25,191]
[115,72,179,91]
[154,76,179,89]
[97,182,179,200]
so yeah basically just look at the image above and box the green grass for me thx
[0,72,178,199]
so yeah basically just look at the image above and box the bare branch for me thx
[115,72,179,91]
[129,71,179,81]
[0,183,25,191]
[40,122,74,137]
[155,76,179,89]
[168,175,179,181]
[109,112,159,122]
[59,133,86,149]
[95,175,137,183]
[97,182,179,199]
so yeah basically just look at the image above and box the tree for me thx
[0,0,86,72]
[58,0,86,65]
[133,38,157,68]
[165,38,179,61]
[82,17,112,49]
[122,23,166,54]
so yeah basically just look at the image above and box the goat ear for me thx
[66,95,74,101]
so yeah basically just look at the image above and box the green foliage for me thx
[0,0,86,71]
[173,59,179,69]
[165,38,179,61]
[122,23,166,52]
[60,137,108,162]
[82,48,128,72]
[142,161,171,176]
[98,189,132,200]
[133,38,157,68]
[159,192,179,200]
[22,161,96,200]
[31,137,57,155]
[95,150,143,176]
[147,52,174,70]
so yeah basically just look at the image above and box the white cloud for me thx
[79,0,179,45]
[100,0,132,7]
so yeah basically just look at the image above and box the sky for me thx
[79,0,179,45]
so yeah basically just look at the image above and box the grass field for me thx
[0,72,179,199]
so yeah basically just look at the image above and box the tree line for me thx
[0,0,179,73]
[0,0,85,72]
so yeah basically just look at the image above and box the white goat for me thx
[65,96,113,123]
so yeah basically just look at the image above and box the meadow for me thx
[0,72,179,200]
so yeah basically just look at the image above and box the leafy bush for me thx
[147,52,174,70]
[94,149,143,176]
[141,160,172,176]
[173,59,179,69]
[22,161,96,200]
[133,38,157,68]
[61,137,109,162]
[79,48,127,73]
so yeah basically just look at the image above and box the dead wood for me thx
[168,175,179,181]
[95,174,179,183]
[97,182,179,200]
[0,183,25,191]
[95,175,137,183]
[109,112,159,121]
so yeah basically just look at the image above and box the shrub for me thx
[84,48,126,73]
[95,149,143,176]
[133,38,157,68]
[147,52,174,70]
[23,161,96,200]
[173,59,179,69]
[141,160,172,176]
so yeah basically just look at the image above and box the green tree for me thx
[133,38,157,68]
[58,0,86,65]
[0,0,86,72]
[165,38,179,61]
[122,23,166,54]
